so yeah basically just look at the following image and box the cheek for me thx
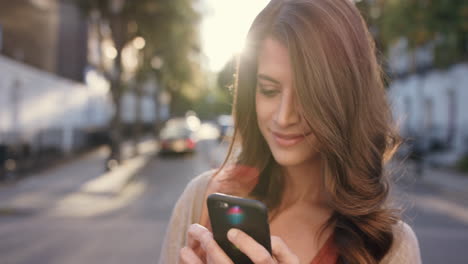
[255,97,269,129]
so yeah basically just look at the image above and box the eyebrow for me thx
[257,74,280,85]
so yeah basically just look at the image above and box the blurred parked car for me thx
[216,114,234,142]
[159,118,198,154]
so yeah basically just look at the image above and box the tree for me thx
[357,0,468,71]
[217,55,236,97]
[428,0,468,67]
[71,0,201,163]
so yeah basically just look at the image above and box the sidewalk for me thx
[420,164,468,195]
[0,139,158,216]
[392,159,468,201]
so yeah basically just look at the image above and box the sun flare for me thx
[201,0,270,71]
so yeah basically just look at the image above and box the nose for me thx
[274,90,300,127]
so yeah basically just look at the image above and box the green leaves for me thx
[357,0,468,69]
[72,0,202,113]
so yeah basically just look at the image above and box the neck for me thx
[280,156,326,208]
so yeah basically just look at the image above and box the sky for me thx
[200,0,270,72]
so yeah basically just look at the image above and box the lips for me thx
[271,130,311,147]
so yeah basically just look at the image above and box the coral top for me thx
[310,234,338,264]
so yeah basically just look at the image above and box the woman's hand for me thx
[179,224,299,264]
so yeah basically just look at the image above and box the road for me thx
[0,125,467,263]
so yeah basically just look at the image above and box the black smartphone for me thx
[207,193,272,264]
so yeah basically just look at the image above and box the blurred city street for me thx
[0,124,467,264]
[1,0,468,263]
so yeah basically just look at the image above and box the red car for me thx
[159,119,197,154]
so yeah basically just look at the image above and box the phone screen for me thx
[207,193,271,264]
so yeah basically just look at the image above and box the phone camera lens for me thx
[217,201,228,208]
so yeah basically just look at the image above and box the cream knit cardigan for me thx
[158,170,422,264]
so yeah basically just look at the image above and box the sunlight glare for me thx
[202,0,270,71]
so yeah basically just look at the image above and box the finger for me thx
[227,228,274,264]
[192,244,207,263]
[188,224,233,263]
[271,236,300,264]
[187,224,207,262]
[187,224,211,249]
[187,224,202,249]
[179,246,204,264]
[199,230,234,263]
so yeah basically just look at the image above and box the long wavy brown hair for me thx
[216,0,401,263]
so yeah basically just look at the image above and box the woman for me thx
[159,0,421,263]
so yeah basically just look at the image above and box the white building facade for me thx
[0,55,164,155]
[388,63,468,166]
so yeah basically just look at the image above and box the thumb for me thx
[271,236,299,264]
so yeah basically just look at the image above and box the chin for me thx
[270,147,321,168]
[271,152,309,167]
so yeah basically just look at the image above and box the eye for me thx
[257,84,279,97]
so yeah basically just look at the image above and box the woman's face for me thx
[255,37,319,167]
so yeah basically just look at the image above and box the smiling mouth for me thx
[270,130,312,147]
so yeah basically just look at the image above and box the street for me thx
[0,132,467,263]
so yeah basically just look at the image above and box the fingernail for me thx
[227,228,238,241]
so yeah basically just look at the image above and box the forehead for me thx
[257,37,293,84]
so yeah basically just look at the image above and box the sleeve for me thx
[381,221,422,264]
[158,171,213,264]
